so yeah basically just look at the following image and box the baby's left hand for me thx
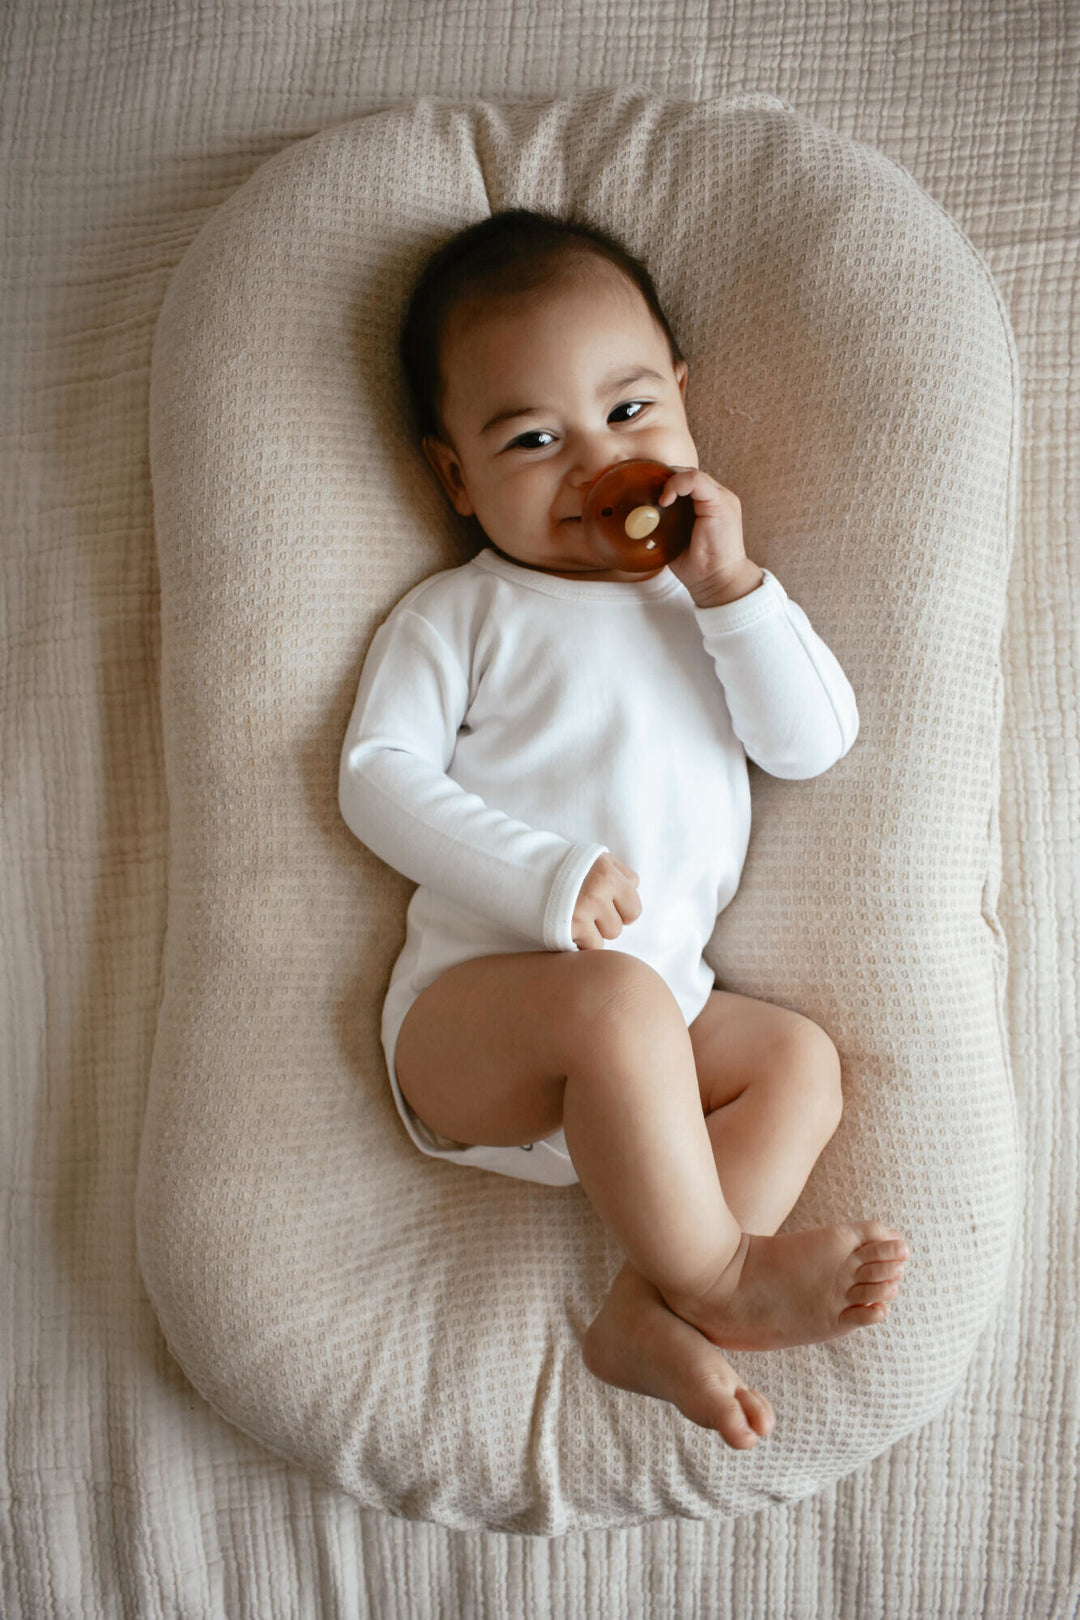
[660,466,764,608]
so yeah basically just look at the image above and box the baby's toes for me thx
[847,1278,900,1307]
[721,1386,773,1450]
[687,1368,774,1449]
[735,1385,775,1444]
[856,1235,909,1266]
[856,1257,907,1284]
[840,1300,888,1325]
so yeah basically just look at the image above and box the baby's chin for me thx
[498,550,666,585]
[481,527,666,583]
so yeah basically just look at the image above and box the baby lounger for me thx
[138,89,1019,1534]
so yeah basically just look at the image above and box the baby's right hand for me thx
[572,854,642,951]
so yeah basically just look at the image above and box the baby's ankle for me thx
[662,1230,750,1320]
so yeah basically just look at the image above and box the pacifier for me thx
[581,460,695,571]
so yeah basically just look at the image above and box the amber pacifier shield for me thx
[581,460,696,569]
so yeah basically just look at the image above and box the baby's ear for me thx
[675,360,689,398]
[422,436,475,516]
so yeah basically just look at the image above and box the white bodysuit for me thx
[339,546,859,1186]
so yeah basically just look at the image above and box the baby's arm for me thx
[340,605,608,949]
[695,575,860,778]
[662,466,858,776]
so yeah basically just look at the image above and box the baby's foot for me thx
[582,1263,774,1450]
[664,1222,909,1353]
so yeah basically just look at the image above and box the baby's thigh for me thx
[394,949,667,1149]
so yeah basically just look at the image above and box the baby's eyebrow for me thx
[601,366,667,396]
[479,367,667,437]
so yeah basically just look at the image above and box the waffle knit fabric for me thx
[138,90,1018,1533]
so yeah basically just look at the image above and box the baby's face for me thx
[423,263,698,581]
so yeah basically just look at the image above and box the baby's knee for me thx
[770,1013,844,1132]
[568,949,678,1028]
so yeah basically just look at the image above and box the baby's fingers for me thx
[574,908,621,950]
[615,885,643,924]
[611,859,642,924]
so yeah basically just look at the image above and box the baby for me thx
[339,208,908,1450]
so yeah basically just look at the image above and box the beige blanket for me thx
[3,2,1076,1615]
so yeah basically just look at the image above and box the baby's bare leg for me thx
[582,993,907,1444]
[658,995,907,1352]
[396,950,744,1302]
[690,992,846,1235]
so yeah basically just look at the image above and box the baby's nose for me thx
[570,451,629,492]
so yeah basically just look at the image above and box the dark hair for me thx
[398,208,685,443]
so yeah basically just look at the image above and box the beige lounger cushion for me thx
[139,88,1018,1533]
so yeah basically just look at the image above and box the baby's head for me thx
[399,209,698,581]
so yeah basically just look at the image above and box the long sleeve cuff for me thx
[543,841,610,950]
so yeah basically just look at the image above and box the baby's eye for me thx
[507,429,556,451]
[609,400,648,423]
